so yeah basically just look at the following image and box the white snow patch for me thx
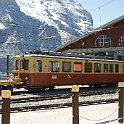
[0,23,6,29]
[15,0,57,26]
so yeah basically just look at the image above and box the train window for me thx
[109,64,113,72]
[62,62,71,72]
[85,63,92,72]
[73,62,82,72]
[49,61,59,72]
[36,60,42,72]
[16,60,19,70]
[103,64,108,72]
[115,64,119,72]
[20,59,29,70]
[94,63,101,72]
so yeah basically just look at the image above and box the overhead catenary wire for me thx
[89,0,117,12]
[88,0,117,26]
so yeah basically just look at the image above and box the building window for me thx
[119,34,124,47]
[94,35,112,47]
[49,61,59,72]
[62,62,71,72]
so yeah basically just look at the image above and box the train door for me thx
[32,60,42,86]
[36,60,42,73]
[20,59,29,70]
[103,63,113,84]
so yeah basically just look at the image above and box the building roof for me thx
[56,15,124,52]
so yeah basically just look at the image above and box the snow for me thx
[0,103,119,124]
[15,0,61,26]
[15,0,92,49]
[15,0,92,30]
[0,23,6,29]
[0,0,93,57]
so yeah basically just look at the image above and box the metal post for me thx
[72,85,79,124]
[7,55,9,78]
[118,82,124,123]
[1,90,11,124]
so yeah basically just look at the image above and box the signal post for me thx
[72,85,79,124]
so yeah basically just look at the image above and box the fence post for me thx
[72,85,79,124]
[118,82,124,123]
[1,90,11,124]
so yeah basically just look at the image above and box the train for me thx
[12,53,124,91]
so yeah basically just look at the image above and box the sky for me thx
[77,0,124,28]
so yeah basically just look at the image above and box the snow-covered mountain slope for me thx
[0,0,93,57]
[16,0,93,33]
[0,0,93,71]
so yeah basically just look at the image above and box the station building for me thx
[57,15,124,61]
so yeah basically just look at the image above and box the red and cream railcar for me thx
[13,54,124,90]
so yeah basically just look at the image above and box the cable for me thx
[87,0,117,26]
[79,106,118,122]
[89,0,117,12]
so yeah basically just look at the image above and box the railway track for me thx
[0,87,118,113]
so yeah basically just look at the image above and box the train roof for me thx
[14,54,124,63]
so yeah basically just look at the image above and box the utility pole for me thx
[72,85,79,124]
[7,55,9,77]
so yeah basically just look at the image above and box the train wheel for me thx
[28,88,41,92]
[0,86,4,90]
[49,86,54,90]
[0,86,4,95]
[42,87,50,91]
[89,85,93,88]
[93,84,100,88]
[42,87,46,91]
[7,86,13,93]
[27,87,34,92]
